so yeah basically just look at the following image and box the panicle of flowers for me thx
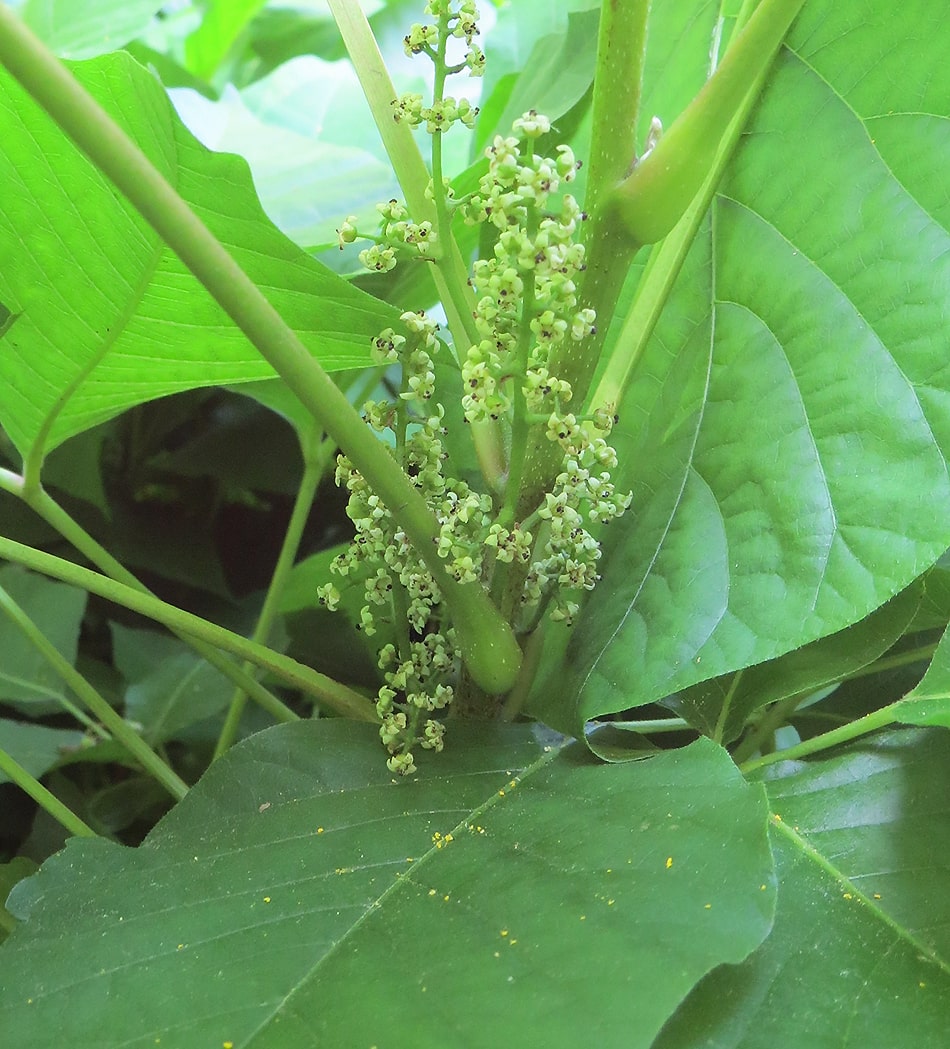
[337,197,440,275]
[321,4,632,773]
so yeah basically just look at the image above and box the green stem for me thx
[0,468,300,726]
[610,0,807,245]
[0,748,96,837]
[589,0,804,416]
[214,369,382,755]
[607,717,692,734]
[731,688,811,766]
[0,536,378,722]
[0,583,189,799]
[213,435,333,757]
[0,8,520,695]
[712,668,744,744]
[739,703,901,775]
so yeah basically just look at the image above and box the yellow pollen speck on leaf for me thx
[760,884,767,891]
[443,895,450,902]
[509,939,518,946]
[177,943,184,950]
[704,904,712,910]
[428,889,437,896]
[317,827,324,834]
[263,896,271,903]
[580,915,586,921]
[873,893,882,899]
[607,899,615,906]
[498,789,505,797]
[500,929,509,937]
[920,982,927,989]
[842,892,853,900]
[224,1042,234,1048]
[665,856,673,869]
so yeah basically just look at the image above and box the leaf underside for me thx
[0,51,395,467]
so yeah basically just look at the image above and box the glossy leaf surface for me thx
[656,728,950,1047]
[667,583,922,742]
[534,1,950,734]
[0,722,774,1048]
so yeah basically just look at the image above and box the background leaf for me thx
[20,0,164,59]
[666,582,923,742]
[0,50,396,466]
[894,619,950,728]
[0,722,774,1047]
[0,719,85,785]
[655,728,950,1047]
[533,1,950,735]
[111,624,236,744]
[0,565,87,713]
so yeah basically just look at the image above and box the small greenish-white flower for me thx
[513,109,552,138]
[404,22,438,56]
[336,215,359,248]
[359,244,397,272]
[387,751,418,776]
[316,582,340,611]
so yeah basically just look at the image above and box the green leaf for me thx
[0,857,38,943]
[535,1,950,734]
[667,581,923,742]
[111,624,235,744]
[655,728,950,1047]
[0,50,396,467]
[0,718,85,785]
[0,722,774,1047]
[476,9,599,154]
[894,620,950,728]
[183,0,267,80]
[21,0,164,59]
[170,78,397,248]
[0,565,87,713]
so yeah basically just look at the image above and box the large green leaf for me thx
[0,722,774,1047]
[655,728,950,1047]
[535,1,950,734]
[0,50,395,467]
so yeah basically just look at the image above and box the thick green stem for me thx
[739,704,901,775]
[0,8,520,694]
[611,0,806,244]
[0,748,96,838]
[0,536,378,722]
[589,0,805,420]
[0,583,189,799]
[0,468,300,725]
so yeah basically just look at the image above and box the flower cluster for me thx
[459,119,589,425]
[322,4,631,773]
[337,199,438,274]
